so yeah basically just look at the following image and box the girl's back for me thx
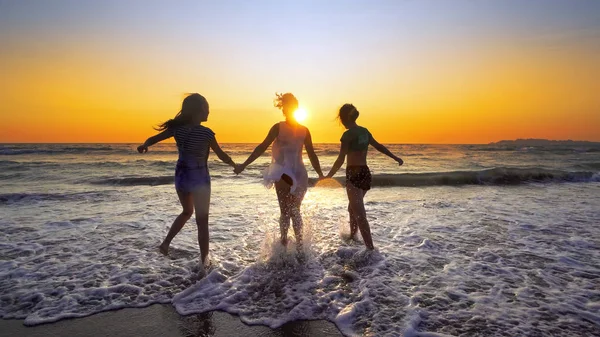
[272,122,306,166]
[172,125,215,163]
[264,122,308,194]
[342,125,371,166]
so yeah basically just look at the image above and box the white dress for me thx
[263,122,308,196]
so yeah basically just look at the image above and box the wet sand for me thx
[0,304,343,337]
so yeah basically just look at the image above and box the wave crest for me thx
[92,176,174,186]
[310,167,600,187]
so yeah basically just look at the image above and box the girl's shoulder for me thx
[178,124,215,138]
[197,124,214,132]
[355,125,371,137]
[357,125,370,132]
[277,121,308,133]
[293,123,309,136]
[295,123,309,133]
[341,126,370,140]
[340,128,353,142]
[198,125,215,138]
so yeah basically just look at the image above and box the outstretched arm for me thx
[326,141,349,178]
[235,124,279,174]
[369,136,403,165]
[210,137,236,168]
[137,129,173,153]
[304,129,324,178]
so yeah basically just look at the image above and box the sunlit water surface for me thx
[1,143,599,336]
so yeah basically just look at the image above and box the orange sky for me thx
[1,1,599,144]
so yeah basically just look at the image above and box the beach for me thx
[3,0,600,335]
[0,304,342,337]
[1,143,599,336]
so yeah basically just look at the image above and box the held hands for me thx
[137,144,148,153]
[233,164,246,175]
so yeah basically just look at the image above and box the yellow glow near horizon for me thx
[1,3,599,144]
[294,108,308,123]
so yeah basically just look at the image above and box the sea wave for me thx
[90,174,237,186]
[0,160,25,171]
[0,160,128,169]
[89,167,600,188]
[468,146,600,154]
[310,167,600,187]
[0,146,118,156]
[0,191,112,204]
[574,162,600,170]
[91,176,174,186]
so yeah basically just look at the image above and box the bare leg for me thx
[192,184,211,266]
[290,193,305,251]
[348,206,358,239]
[160,189,194,255]
[275,180,292,246]
[348,190,366,239]
[346,184,374,250]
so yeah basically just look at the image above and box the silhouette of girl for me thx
[138,93,236,269]
[326,104,403,250]
[235,93,324,252]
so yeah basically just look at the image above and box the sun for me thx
[293,107,308,123]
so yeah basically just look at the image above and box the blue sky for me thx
[1,0,599,143]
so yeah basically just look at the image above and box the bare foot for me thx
[341,232,361,242]
[203,258,211,269]
[198,258,211,277]
[158,243,169,256]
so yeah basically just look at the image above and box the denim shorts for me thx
[175,159,210,193]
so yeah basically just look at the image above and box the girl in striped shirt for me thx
[138,93,236,270]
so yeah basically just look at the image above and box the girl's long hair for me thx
[155,93,207,131]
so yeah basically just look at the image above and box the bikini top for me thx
[341,126,371,152]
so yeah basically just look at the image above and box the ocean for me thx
[1,142,599,336]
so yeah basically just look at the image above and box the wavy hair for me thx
[273,92,298,111]
[155,93,207,131]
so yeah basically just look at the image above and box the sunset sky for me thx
[1,0,599,144]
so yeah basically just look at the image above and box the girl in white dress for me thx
[235,93,324,251]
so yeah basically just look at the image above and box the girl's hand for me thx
[233,164,245,175]
[137,145,148,153]
[396,157,404,166]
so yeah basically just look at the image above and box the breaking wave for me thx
[88,167,600,187]
[310,167,600,187]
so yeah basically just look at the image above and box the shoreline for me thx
[0,304,343,337]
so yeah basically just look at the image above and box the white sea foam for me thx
[1,144,600,336]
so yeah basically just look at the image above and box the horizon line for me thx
[2,139,600,146]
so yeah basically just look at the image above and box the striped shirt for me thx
[167,125,215,163]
